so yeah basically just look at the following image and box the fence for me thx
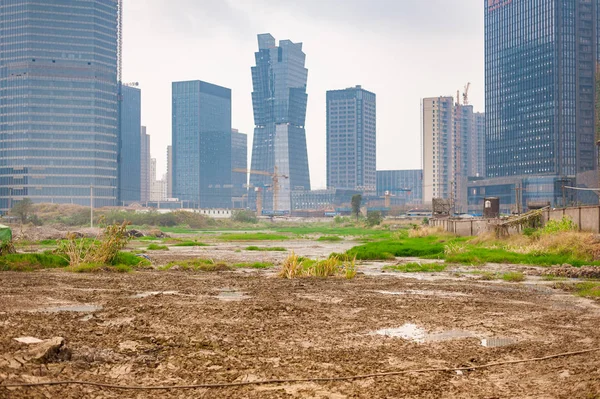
[430,205,600,236]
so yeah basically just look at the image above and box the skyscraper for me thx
[377,170,423,205]
[172,80,232,208]
[119,84,141,204]
[251,34,310,213]
[326,86,377,194]
[166,145,172,199]
[0,0,121,211]
[140,127,150,203]
[231,129,247,205]
[470,0,600,213]
[423,96,485,213]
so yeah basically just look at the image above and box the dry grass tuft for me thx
[409,226,449,238]
[279,252,304,279]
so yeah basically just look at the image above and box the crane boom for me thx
[232,167,289,214]
[463,82,471,105]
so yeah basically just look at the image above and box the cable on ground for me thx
[1,347,598,391]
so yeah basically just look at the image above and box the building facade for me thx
[0,0,121,211]
[119,84,141,204]
[472,0,600,212]
[172,80,232,209]
[250,34,311,213]
[326,86,376,194]
[231,129,247,205]
[166,145,172,199]
[140,126,150,203]
[377,170,423,205]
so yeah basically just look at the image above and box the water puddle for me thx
[374,290,469,298]
[481,337,517,347]
[43,304,102,313]
[216,289,250,301]
[373,324,475,343]
[132,291,178,299]
[373,323,517,347]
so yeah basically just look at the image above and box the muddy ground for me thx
[1,258,600,399]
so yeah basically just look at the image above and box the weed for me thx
[233,262,274,269]
[502,272,526,282]
[112,252,151,268]
[279,252,304,279]
[246,246,287,252]
[309,256,340,278]
[219,233,289,241]
[542,216,576,234]
[173,241,209,247]
[384,262,447,273]
[161,259,231,272]
[574,282,600,297]
[478,271,499,281]
[147,243,169,251]
[0,253,69,272]
[342,256,357,279]
[444,243,467,256]
[56,222,131,266]
[67,263,132,273]
[317,235,343,242]
[541,274,566,281]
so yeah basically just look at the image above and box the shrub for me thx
[366,211,383,227]
[542,216,576,234]
[231,210,258,224]
[56,222,131,267]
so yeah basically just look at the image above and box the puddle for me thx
[216,289,250,301]
[43,304,102,313]
[374,290,469,298]
[132,291,178,299]
[373,323,476,343]
[481,338,517,347]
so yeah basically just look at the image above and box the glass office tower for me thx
[119,84,141,204]
[0,0,121,211]
[172,80,232,209]
[251,34,311,213]
[469,0,600,213]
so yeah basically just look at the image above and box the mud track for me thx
[1,268,599,398]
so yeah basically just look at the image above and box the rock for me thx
[26,337,71,363]
[13,337,43,344]
[127,229,145,238]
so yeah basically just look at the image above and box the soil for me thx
[1,259,600,398]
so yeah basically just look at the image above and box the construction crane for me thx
[383,189,412,208]
[232,167,289,214]
[463,82,471,106]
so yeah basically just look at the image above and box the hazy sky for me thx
[122,0,484,189]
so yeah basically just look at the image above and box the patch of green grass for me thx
[112,252,151,268]
[39,239,58,246]
[317,235,343,242]
[0,253,69,272]
[383,262,447,273]
[147,243,169,251]
[173,241,209,247]
[346,236,456,260]
[274,226,397,238]
[574,282,600,297]
[135,236,161,241]
[67,263,132,273]
[501,272,526,282]
[233,262,274,269]
[219,233,290,241]
[160,259,231,272]
[245,246,287,252]
[541,274,567,281]
[443,247,597,267]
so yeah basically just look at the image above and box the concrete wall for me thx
[434,205,600,236]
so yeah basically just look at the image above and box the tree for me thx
[366,211,383,226]
[351,194,362,221]
[11,198,34,224]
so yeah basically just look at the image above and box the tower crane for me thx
[463,82,471,106]
[232,166,289,214]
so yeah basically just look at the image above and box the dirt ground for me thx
[1,253,600,399]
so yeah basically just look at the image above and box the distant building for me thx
[172,80,232,208]
[119,84,142,204]
[166,146,173,198]
[140,127,151,203]
[291,189,361,211]
[422,96,485,213]
[471,0,600,212]
[326,86,377,194]
[0,1,121,211]
[377,170,423,205]
[231,129,247,206]
[149,159,167,202]
[251,34,311,212]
